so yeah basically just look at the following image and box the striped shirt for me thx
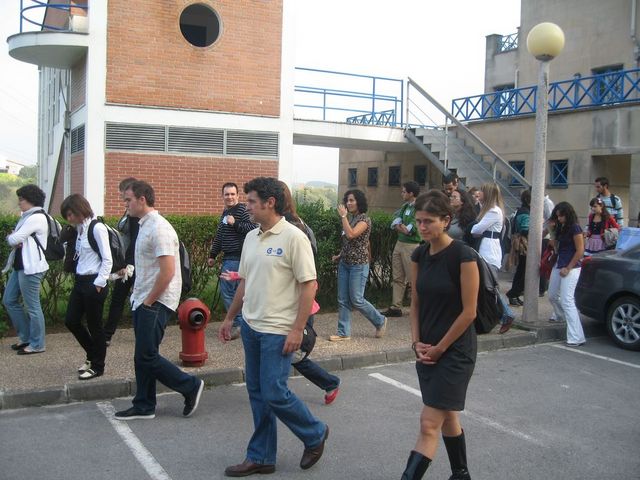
[209,203,257,259]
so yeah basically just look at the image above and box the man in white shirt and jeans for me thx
[115,180,203,420]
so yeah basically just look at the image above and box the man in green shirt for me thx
[382,181,421,317]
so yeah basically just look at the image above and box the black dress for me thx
[411,240,477,411]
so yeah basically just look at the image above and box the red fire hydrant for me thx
[177,298,210,367]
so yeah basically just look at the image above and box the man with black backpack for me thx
[2,185,49,355]
[104,177,139,346]
[595,177,625,226]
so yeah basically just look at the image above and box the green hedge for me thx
[0,207,396,335]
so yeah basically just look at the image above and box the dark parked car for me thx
[575,245,640,351]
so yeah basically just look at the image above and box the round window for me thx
[179,4,221,48]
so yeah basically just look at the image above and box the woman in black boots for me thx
[402,190,479,480]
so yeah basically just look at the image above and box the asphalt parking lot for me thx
[1,337,638,480]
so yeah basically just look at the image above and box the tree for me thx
[18,165,38,182]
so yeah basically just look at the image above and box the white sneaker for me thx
[78,360,91,373]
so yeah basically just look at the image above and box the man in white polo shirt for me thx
[115,180,204,420]
[219,177,328,477]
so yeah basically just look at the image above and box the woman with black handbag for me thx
[401,190,479,480]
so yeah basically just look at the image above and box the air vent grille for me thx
[70,124,85,154]
[226,130,279,158]
[168,127,224,155]
[105,123,166,152]
[105,122,278,159]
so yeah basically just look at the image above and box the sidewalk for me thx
[0,279,605,410]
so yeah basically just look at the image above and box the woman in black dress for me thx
[401,190,480,480]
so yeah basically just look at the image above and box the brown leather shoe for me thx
[300,425,329,470]
[499,316,514,334]
[224,459,275,477]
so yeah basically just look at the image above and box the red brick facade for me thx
[70,152,84,195]
[105,0,283,116]
[104,152,278,215]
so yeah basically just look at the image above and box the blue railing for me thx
[18,0,88,33]
[452,68,640,121]
[346,109,396,126]
[498,32,518,52]
[294,67,404,127]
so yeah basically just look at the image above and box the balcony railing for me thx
[294,67,404,127]
[18,0,88,33]
[452,68,640,121]
[497,32,518,52]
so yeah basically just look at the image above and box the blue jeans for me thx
[2,270,46,350]
[220,257,243,328]
[241,321,326,465]
[488,264,515,324]
[293,316,340,392]
[337,261,385,337]
[132,302,199,414]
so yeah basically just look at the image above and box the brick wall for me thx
[105,0,282,116]
[104,152,278,215]
[70,152,84,195]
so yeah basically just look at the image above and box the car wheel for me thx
[606,296,640,351]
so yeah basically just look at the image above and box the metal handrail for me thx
[19,0,88,33]
[498,32,518,52]
[452,68,640,121]
[294,67,404,126]
[407,77,530,188]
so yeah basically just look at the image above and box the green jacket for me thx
[392,202,421,243]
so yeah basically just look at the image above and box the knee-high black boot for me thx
[400,450,431,480]
[443,430,471,480]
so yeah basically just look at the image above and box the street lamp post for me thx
[523,23,565,323]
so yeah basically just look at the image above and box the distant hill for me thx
[305,181,337,189]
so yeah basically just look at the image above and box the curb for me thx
[0,326,605,411]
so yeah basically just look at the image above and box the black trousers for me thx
[104,274,135,340]
[65,275,108,373]
[507,254,527,298]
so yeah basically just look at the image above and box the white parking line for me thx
[368,372,544,446]
[97,402,173,480]
[550,344,640,369]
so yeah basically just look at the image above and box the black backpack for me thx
[179,241,193,296]
[500,214,514,256]
[88,218,127,273]
[31,210,65,261]
[445,242,504,334]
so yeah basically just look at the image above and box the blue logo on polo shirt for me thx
[266,247,284,256]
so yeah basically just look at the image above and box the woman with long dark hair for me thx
[401,190,479,480]
[330,189,387,341]
[585,197,619,254]
[279,182,341,404]
[548,202,586,346]
[61,194,113,379]
[448,188,478,248]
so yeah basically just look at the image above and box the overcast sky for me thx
[0,0,520,183]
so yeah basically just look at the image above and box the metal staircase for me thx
[405,77,530,214]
